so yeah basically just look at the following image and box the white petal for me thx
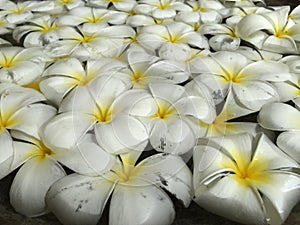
[46,174,114,225]
[109,184,175,225]
[194,175,266,225]
[149,82,185,104]
[57,133,115,176]
[258,102,300,130]
[95,114,148,154]
[232,81,278,111]
[277,131,300,163]
[256,172,300,224]
[136,153,193,207]
[41,112,94,152]
[10,157,66,217]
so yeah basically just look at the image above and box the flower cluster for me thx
[0,0,299,225]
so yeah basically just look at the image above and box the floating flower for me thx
[194,133,300,225]
[258,102,300,163]
[46,150,192,225]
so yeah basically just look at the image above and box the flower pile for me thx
[0,0,299,225]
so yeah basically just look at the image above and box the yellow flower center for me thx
[22,79,41,92]
[86,16,101,24]
[223,152,271,186]
[152,100,176,119]
[58,0,73,5]
[39,23,58,33]
[27,138,55,160]
[131,71,144,85]
[78,34,95,43]
[11,7,26,14]
[162,33,184,43]
[155,1,171,10]
[0,57,16,69]
[94,105,112,123]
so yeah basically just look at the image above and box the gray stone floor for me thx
[0,0,299,225]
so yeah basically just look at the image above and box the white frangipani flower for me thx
[258,102,300,163]
[116,50,189,88]
[0,46,46,86]
[44,24,135,60]
[194,133,300,225]
[58,6,128,30]
[0,0,55,24]
[46,150,192,225]
[199,22,241,51]
[42,76,155,154]
[13,15,65,47]
[190,51,290,114]
[87,0,137,12]
[9,128,115,217]
[137,22,209,61]
[40,57,126,106]
[237,6,300,54]
[134,0,191,20]
[141,82,215,155]
[0,84,53,178]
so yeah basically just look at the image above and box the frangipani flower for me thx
[272,55,300,103]
[258,102,300,163]
[199,22,241,51]
[0,84,53,178]
[141,82,215,155]
[44,24,135,60]
[190,51,290,112]
[46,150,192,225]
[43,76,155,154]
[134,0,191,20]
[0,0,55,24]
[0,46,46,86]
[87,0,137,12]
[40,57,125,105]
[237,6,300,54]
[116,50,189,88]
[58,6,128,30]
[12,15,66,47]
[9,129,114,217]
[194,133,300,225]
[137,22,209,61]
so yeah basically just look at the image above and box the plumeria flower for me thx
[189,51,290,112]
[194,133,300,225]
[115,50,189,88]
[0,84,52,178]
[272,55,300,103]
[258,102,300,163]
[0,11,15,35]
[8,128,115,217]
[87,0,137,12]
[44,24,135,60]
[40,57,126,106]
[42,75,156,154]
[12,15,66,47]
[134,0,191,20]
[237,6,300,54]
[184,77,271,138]
[137,22,209,61]
[58,6,128,31]
[139,82,215,155]
[199,22,241,51]
[46,150,192,225]
[0,46,46,86]
[182,0,227,24]
[0,0,55,24]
